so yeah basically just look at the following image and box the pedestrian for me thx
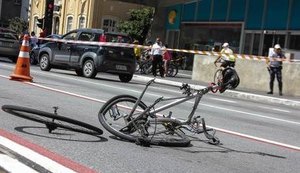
[133,40,141,62]
[150,38,164,77]
[162,44,172,77]
[30,31,38,48]
[267,44,286,96]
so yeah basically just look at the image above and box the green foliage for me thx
[118,7,155,44]
[8,17,28,34]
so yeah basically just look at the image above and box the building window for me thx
[53,17,60,34]
[66,16,73,33]
[289,35,300,50]
[102,18,118,32]
[78,16,85,29]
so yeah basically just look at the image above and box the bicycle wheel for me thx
[167,64,178,77]
[140,61,152,74]
[213,69,223,85]
[98,95,190,147]
[99,95,147,142]
[2,105,103,135]
[135,62,140,72]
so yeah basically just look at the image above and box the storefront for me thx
[158,0,300,58]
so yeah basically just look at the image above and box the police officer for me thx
[267,44,285,96]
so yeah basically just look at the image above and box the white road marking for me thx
[200,103,300,125]
[259,106,290,113]
[0,136,77,173]
[209,97,237,103]
[0,153,39,173]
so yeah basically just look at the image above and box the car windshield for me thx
[105,34,131,43]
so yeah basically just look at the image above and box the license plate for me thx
[116,65,127,71]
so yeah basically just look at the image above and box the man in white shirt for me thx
[150,38,164,77]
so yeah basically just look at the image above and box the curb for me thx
[222,90,300,107]
[133,75,300,108]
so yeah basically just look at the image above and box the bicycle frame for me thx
[128,79,219,126]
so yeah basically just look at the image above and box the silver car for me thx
[0,28,20,63]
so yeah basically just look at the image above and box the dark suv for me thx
[38,28,135,82]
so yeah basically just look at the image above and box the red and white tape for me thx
[36,37,299,63]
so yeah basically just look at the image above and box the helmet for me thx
[274,44,281,49]
[222,42,229,48]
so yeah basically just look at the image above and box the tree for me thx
[118,7,155,44]
[8,17,28,34]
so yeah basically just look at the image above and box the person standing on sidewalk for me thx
[267,44,286,96]
[150,38,164,77]
[162,44,172,77]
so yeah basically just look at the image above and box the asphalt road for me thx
[1,60,300,173]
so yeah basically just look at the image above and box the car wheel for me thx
[119,74,133,83]
[39,54,51,71]
[75,68,83,76]
[30,52,37,65]
[83,60,97,78]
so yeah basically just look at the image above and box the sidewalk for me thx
[133,70,300,108]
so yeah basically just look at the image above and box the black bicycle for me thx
[2,105,103,135]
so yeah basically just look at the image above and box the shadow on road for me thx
[15,126,108,143]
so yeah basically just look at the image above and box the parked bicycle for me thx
[137,58,178,77]
[98,79,230,147]
[172,53,188,70]
[2,105,103,135]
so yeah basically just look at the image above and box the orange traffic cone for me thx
[10,34,33,82]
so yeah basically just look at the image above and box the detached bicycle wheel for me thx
[2,105,103,135]
[98,95,190,147]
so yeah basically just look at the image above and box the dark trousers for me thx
[269,66,282,93]
[152,55,164,77]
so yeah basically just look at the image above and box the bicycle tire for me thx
[140,61,152,74]
[168,63,178,77]
[213,69,223,85]
[2,105,103,135]
[98,95,190,147]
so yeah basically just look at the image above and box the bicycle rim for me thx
[98,95,148,142]
[99,95,190,147]
[2,105,103,135]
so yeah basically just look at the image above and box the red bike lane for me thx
[0,128,99,173]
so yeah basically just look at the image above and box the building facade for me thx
[151,0,300,57]
[0,0,29,27]
[29,0,145,36]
